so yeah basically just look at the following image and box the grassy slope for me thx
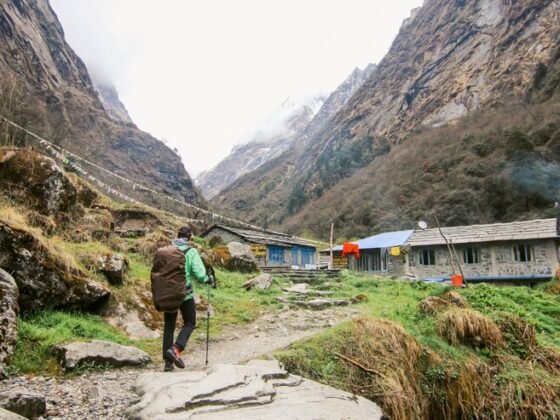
[0,190,285,375]
[276,272,560,419]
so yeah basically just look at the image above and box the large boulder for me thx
[0,391,46,419]
[96,253,128,285]
[243,273,273,290]
[209,242,258,273]
[73,208,114,242]
[126,359,383,419]
[0,148,76,215]
[0,269,18,375]
[57,340,151,371]
[111,208,162,237]
[0,221,110,312]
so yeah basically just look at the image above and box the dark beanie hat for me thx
[178,225,192,239]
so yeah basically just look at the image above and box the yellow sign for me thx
[332,256,348,268]
[389,247,401,257]
[250,244,267,257]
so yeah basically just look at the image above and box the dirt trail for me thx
[185,305,359,370]
[3,306,359,419]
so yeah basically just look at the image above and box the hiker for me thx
[152,225,215,371]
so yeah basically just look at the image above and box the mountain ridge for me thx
[212,0,560,239]
[0,0,204,209]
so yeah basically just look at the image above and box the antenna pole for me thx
[329,223,334,269]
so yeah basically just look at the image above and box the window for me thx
[463,247,480,264]
[419,248,435,265]
[513,244,532,262]
[268,246,285,264]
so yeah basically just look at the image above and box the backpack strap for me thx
[179,245,193,296]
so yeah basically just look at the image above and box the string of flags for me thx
[0,115,328,247]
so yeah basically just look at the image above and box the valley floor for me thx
[2,306,359,419]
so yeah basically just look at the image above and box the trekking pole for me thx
[205,279,211,366]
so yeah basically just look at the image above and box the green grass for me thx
[275,272,560,419]
[195,267,285,338]
[10,311,134,375]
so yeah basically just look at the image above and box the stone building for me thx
[200,224,318,268]
[405,218,560,283]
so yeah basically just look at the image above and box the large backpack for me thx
[150,245,192,312]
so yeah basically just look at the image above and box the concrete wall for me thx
[408,239,559,279]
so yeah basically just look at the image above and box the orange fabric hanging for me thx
[342,242,360,258]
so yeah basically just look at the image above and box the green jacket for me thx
[172,239,209,301]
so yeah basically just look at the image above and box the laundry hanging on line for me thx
[342,242,360,258]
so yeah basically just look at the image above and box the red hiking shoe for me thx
[166,344,185,369]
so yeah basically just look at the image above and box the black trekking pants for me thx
[163,297,196,359]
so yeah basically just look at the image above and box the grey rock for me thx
[243,273,273,290]
[0,391,46,419]
[282,283,309,294]
[306,298,333,310]
[126,359,382,419]
[57,340,151,371]
[227,242,255,260]
[96,253,128,285]
[0,407,26,420]
[0,149,77,216]
[0,269,18,374]
[225,242,259,273]
[0,222,110,313]
[104,303,159,339]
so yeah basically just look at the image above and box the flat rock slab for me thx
[0,407,26,420]
[0,391,46,419]
[126,359,382,419]
[58,340,151,371]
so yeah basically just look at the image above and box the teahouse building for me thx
[321,230,414,275]
[404,218,560,283]
[200,224,318,268]
[320,218,559,284]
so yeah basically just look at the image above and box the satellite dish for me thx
[418,221,428,230]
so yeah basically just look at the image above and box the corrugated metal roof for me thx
[406,218,559,247]
[331,230,414,251]
[200,224,317,248]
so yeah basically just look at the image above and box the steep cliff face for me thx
[196,96,324,199]
[0,0,204,208]
[213,0,560,237]
[296,0,559,197]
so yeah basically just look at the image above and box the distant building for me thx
[200,224,318,268]
[405,218,560,284]
[320,230,414,275]
[321,218,560,284]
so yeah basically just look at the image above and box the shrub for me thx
[437,308,505,350]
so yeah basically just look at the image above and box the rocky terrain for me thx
[213,0,560,238]
[1,304,362,419]
[0,0,204,209]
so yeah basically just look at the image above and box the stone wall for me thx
[408,239,559,279]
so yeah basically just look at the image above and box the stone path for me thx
[127,359,382,419]
[1,306,359,419]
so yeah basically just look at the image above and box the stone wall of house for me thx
[387,255,407,276]
[408,239,559,279]
[204,228,243,245]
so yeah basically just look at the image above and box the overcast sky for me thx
[50,0,423,177]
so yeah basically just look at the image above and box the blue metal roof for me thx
[331,230,414,251]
